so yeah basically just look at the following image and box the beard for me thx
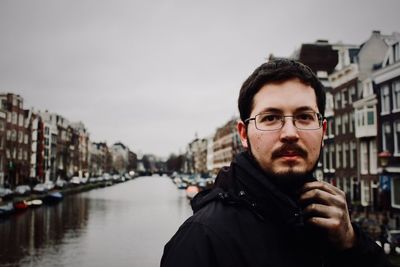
[246,136,321,196]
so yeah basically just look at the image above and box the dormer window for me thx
[393,42,399,62]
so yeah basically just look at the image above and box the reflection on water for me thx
[0,176,192,267]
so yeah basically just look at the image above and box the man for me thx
[161,58,390,267]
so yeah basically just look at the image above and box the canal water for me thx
[0,176,193,267]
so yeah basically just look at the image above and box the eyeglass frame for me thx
[244,111,325,131]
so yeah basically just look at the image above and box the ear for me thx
[321,119,327,147]
[237,120,249,149]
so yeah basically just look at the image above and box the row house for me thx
[26,110,45,183]
[38,111,92,180]
[71,122,90,177]
[329,61,360,204]
[0,93,30,187]
[110,142,130,174]
[212,118,242,174]
[293,31,400,214]
[351,31,399,209]
[373,38,400,223]
[0,102,6,185]
[191,138,208,175]
[206,135,214,174]
[127,150,138,173]
[183,138,202,176]
[89,142,112,176]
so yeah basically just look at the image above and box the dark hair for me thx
[238,58,326,122]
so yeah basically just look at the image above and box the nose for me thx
[279,117,299,142]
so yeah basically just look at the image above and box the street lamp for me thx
[378,151,392,168]
[378,151,392,212]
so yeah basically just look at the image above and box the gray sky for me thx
[0,0,399,158]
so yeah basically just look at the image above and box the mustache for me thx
[271,143,308,159]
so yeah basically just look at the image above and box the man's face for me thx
[238,78,326,178]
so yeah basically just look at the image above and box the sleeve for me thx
[326,223,393,267]
[160,221,235,267]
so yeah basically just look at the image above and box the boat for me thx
[44,191,63,203]
[27,199,43,207]
[0,202,14,217]
[14,200,29,211]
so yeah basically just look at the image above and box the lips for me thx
[280,151,300,157]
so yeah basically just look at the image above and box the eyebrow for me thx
[258,106,317,114]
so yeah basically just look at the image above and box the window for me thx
[18,148,22,160]
[394,42,400,62]
[24,134,28,144]
[11,130,16,142]
[393,80,400,111]
[326,92,334,111]
[0,135,3,149]
[361,179,371,206]
[349,86,356,103]
[341,89,347,108]
[0,120,4,131]
[18,131,23,143]
[342,114,348,134]
[350,141,356,168]
[392,177,400,209]
[335,93,341,109]
[329,144,335,172]
[335,117,341,136]
[327,119,333,137]
[6,112,11,123]
[395,120,400,156]
[6,130,10,141]
[360,142,368,174]
[12,112,17,124]
[18,114,23,127]
[323,148,329,172]
[6,149,10,159]
[349,112,354,133]
[381,85,390,114]
[367,109,375,125]
[336,144,342,168]
[382,122,392,151]
[369,140,377,174]
[343,142,348,168]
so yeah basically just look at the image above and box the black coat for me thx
[161,152,391,267]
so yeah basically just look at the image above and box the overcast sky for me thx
[0,0,399,158]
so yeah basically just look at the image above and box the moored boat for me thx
[27,199,43,207]
[44,191,63,203]
[0,202,14,217]
[14,200,29,211]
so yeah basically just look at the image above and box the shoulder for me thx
[161,203,236,267]
[161,200,253,267]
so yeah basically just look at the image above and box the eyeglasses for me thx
[245,111,324,131]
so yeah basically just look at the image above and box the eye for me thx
[295,112,315,121]
[258,114,281,123]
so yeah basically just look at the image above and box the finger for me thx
[301,181,344,196]
[299,189,346,208]
[302,203,340,219]
[306,216,341,230]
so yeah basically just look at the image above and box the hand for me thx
[299,181,355,250]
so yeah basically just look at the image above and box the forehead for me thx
[251,79,318,115]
